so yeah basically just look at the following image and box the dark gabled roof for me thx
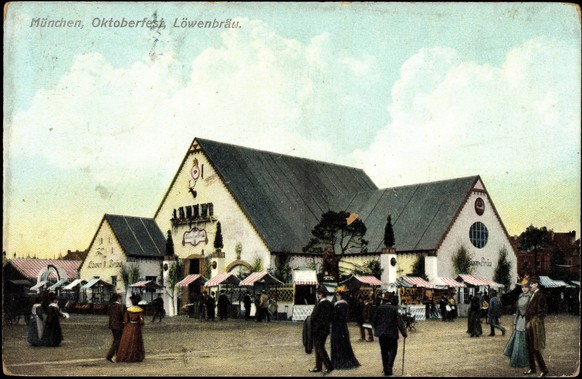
[196,138,378,253]
[329,176,481,253]
[104,214,166,258]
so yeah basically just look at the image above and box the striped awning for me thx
[432,277,466,288]
[401,276,435,288]
[47,279,69,291]
[177,274,207,287]
[129,280,161,288]
[456,274,490,286]
[204,272,241,287]
[569,280,580,287]
[30,280,48,291]
[63,279,86,290]
[239,272,283,287]
[292,269,318,285]
[539,276,560,288]
[340,275,384,287]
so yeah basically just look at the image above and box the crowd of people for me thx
[25,276,552,376]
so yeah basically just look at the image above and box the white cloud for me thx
[7,18,381,184]
[353,37,580,188]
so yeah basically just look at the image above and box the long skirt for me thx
[27,316,43,346]
[116,323,145,362]
[503,330,529,368]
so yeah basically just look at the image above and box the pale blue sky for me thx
[4,2,580,258]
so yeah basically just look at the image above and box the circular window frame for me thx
[469,222,489,249]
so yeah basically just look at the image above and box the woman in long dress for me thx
[330,287,360,370]
[27,296,44,346]
[503,281,531,367]
[40,294,69,347]
[116,294,145,362]
[468,294,483,337]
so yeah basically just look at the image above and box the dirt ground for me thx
[2,313,580,377]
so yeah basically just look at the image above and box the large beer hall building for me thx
[80,137,518,313]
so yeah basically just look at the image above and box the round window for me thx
[469,222,488,248]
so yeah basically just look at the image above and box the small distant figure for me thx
[243,291,252,320]
[106,293,126,363]
[488,290,506,336]
[206,291,216,321]
[152,294,164,322]
[359,294,375,342]
[217,290,231,320]
[116,294,145,363]
[256,290,270,322]
[40,293,69,347]
[468,292,483,337]
[439,296,447,322]
[27,296,44,346]
[199,292,208,320]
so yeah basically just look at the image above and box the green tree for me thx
[384,215,395,248]
[268,253,293,284]
[494,247,512,289]
[410,255,427,280]
[214,222,224,250]
[303,210,368,283]
[165,230,175,257]
[518,225,552,275]
[167,259,184,315]
[452,245,475,275]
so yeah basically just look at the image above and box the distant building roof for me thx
[104,214,166,258]
[6,258,81,281]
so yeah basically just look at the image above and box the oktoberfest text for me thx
[30,17,241,29]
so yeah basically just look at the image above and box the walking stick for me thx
[402,337,406,376]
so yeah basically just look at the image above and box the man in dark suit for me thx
[308,286,334,374]
[106,293,125,363]
[152,294,165,322]
[373,292,408,376]
[524,276,549,377]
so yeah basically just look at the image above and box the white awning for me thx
[30,280,48,291]
[63,279,86,290]
[292,270,318,285]
[47,278,69,291]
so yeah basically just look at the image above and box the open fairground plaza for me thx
[2,313,579,377]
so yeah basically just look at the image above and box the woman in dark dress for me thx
[40,294,69,347]
[468,294,483,337]
[116,294,145,362]
[27,296,44,346]
[330,287,360,370]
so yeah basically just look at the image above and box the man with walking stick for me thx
[372,292,408,376]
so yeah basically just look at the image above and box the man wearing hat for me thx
[308,285,334,374]
[524,276,549,377]
[372,292,408,376]
[106,293,125,363]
